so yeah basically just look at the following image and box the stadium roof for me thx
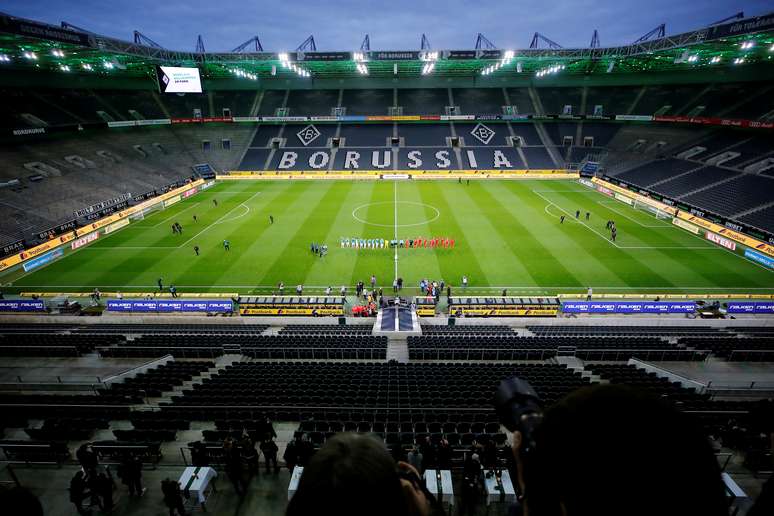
[0,11,773,80]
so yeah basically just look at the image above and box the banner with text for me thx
[106,299,234,313]
[562,301,696,314]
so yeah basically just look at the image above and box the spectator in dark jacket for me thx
[118,453,145,496]
[161,478,187,516]
[224,438,247,496]
[260,434,280,474]
[76,443,98,474]
[69,470,91,515]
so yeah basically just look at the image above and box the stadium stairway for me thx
[149,355,242,406]
[386,337,409,363]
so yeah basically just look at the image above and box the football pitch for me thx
[7,179,774,296]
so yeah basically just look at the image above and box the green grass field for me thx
[6,179,774,296]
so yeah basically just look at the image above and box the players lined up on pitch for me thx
[558,209,619,242]
[340,237,456,249]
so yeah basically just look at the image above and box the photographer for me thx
[503,383,728,516]
[286,433,432,516]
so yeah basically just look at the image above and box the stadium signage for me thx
[675,211,774,257]
[726,302,774,314]
[614,115,653,122]
[182,188,197,198]
[1,239,26,258]
[12,127,46,136]
[74,193,132,218]
[672,218,700,234]
[164,195,181,208]
[297,52,349,61]
[578,179,595,189]
[744,249,774,269]
[71,232,99,250]
[1,15,94,46]
[37,219,77,240]
[705,232,736,251]
[106,299,233,313]
[0,299,45,312]
[22,248,64,272]
[372,51,419,60]
[706,14,774,40]
[562,301,695,314]
[592,177,678,215]
[104,219,130,234]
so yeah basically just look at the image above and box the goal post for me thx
[632,198,670,220]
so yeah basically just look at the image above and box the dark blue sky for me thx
[3,0,771,52]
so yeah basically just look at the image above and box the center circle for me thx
[352,201,440,228]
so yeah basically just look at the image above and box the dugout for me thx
[238,296,345,316]
[413,297,437,317]
[448,296,560,317]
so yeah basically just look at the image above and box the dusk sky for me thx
[2,0,771,52]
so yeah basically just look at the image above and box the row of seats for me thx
[169,362,590,409]
[107,360,214,397]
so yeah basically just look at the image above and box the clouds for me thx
[3,0,772,51]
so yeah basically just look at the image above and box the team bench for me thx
[449,297,560,317]
[238,296,345,316]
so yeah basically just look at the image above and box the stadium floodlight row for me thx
[0,11,773,79]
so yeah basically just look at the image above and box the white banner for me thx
[71,232,99,250]
[105,219,130,234]
[164,195,181,208]
[615,193,633,205]
[706,231,737,250]
[672,218,700,234]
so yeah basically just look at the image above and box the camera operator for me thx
[500,383,728,516]
[286,433,433,516]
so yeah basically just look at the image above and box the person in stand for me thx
[193,245,199,256]
[92,470,114,513]
[223,438,247,496]
[161,478,188,516]
[269,215,274,224]
[407,446,424,475]
[69,470,91,516]
[284,434,300,472]
[296,434,315,468]
[118,453,145,497]
[260,434,280,474]
[223,239,230,251]
[460,453,483,516]
[77,443,99,475]
[240,434,260,476]
[437,438,453,470]
[190,441,209,467]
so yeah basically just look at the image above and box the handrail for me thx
[102,354,174,385]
